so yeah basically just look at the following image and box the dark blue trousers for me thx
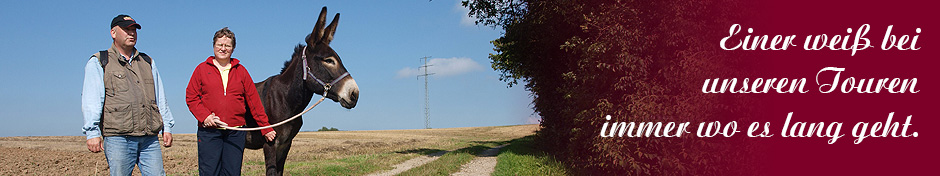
[197,127,246,176]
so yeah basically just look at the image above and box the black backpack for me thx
[97,50,151,68]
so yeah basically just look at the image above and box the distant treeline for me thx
[300,127,340,132]
[318,127,339,131]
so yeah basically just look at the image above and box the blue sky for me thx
[0,1,537,137]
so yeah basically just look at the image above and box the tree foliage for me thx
[318,126,339,131]
[464,0,758,175]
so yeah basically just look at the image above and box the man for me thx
[82,14,175,176]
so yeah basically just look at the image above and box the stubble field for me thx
[0,124,538,175]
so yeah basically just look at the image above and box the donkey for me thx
[242,7,359,176]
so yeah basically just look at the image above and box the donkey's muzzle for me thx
[338,78,359,109]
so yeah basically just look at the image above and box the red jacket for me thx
[185,56,273,135]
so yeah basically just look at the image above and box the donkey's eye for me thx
[324,58,335,64]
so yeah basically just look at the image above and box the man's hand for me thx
[162,132,173,147]
[203,113,218,127]
[86,137,103,153]
[265,131,277,142]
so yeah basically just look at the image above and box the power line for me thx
[417,56,434,129]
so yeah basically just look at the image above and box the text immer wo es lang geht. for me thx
[598,112,919,144]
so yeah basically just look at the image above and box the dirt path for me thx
[451,144,508,176]
[365,150,450,176]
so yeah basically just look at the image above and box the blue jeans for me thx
[103,135,165,176]
[198,127,246,176]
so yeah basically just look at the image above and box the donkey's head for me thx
[298,7,358,109]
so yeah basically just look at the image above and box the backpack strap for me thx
[95,51,152,69]
[97,50,109,69]
[139,52,152,64]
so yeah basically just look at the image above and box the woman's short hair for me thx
[213,27,236,48]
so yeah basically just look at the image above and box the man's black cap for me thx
[111,14,141,29]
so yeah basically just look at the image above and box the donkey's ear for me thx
[307,6,329,45]
[320,13,340,45]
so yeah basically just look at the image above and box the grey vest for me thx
[92,47,162,136]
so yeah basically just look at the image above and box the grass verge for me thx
[492,135,568,176]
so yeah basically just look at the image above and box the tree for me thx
[464,0,758,175]
[317,126,339,131]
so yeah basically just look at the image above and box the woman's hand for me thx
[203,113,218,127]
[265,131,277,142]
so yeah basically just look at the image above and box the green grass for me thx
[238,141,501,176]
[241,152,414,176]
[395,142,504,176]
[224,125,539,175]
[234,136,566,176]
[244,160,265,166]
[493,135,569,176]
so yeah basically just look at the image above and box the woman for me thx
[185,27,276,176]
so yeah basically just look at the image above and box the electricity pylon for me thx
[417,56,434,129]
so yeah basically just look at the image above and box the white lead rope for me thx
[213,96,327,131]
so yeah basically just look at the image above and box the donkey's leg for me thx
[264,123,293,176]
[273,124,302,175]
[263,139,279,176]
